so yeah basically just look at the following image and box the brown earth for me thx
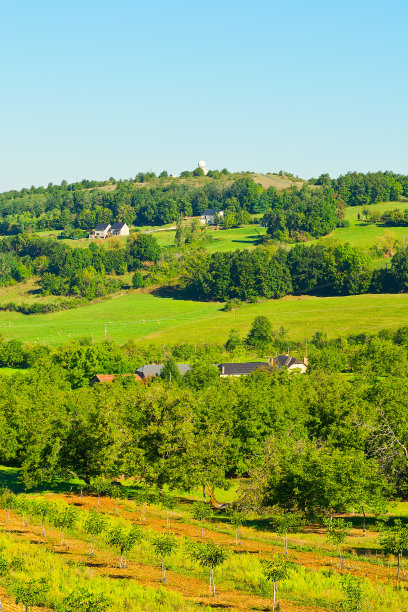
[56,493,401,587]
[1,505,323,612]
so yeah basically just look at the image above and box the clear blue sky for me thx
[1,0,407,191]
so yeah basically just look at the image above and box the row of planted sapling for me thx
[0,532,199,612]
[0,488,228,594]
[0,487,313,608]
[0,487,402,611]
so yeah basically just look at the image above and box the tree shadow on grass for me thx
[231,236,263,245]
[0,465,86,495]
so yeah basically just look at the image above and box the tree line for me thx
[0,174,266,234]
[185,241,408,301]
[311,171,408,206]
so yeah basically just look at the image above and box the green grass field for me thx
[312,200,408,250]
[0,290,407,345]
[151,225,266,252]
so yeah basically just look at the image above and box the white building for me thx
[200,209,223,225]
[92,223,111,238]
[110,222,129,236]
[89,222,129,239]
[198,160,208,175]
[272,355,308,373]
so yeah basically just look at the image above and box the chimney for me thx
[221,364,224,375]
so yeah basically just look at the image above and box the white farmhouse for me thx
[272,355,308,373]
[110,222,129,237]
[200,209,223,225]
[92,223,111,239]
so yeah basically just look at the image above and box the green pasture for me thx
[0,291,407,346]
[152,224,266,252]
[312,200,408,251]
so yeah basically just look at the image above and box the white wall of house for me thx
[110,224,129,236]
[287,363,308,374]
[200,211,224,225]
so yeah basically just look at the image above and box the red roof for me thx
[92,374,142,384]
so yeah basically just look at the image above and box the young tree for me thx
[131,271,144,289]
[15,495,30,527]
[110,483,127,515]
[11,578,50,612]
[261,557,292,611]
[324,517,351,565]
[161,494,176,528]
[106,524,143,568]
[229,510,245,546]
[0,487,13,523]
[90,476,110,508]
[340,575,365,612]
[152,533,178,583]
[84,510,107,556]
[57,587,110,612]
[52,505,77,546]
[246,316,274,349]
[270,512,305,554]
[192,502,213,537]
[225,329,243,352]
[187,541,228,597]
[160,357,181,384]
[134,489,149,522]
[32,498,50,537]
[379,519,408,579]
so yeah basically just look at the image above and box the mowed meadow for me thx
[0,292,407,345]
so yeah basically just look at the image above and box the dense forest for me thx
[2,319,408,515]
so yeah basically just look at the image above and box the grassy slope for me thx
[0,291,407,345]
[310,200,408,251]
[2,199,408,347]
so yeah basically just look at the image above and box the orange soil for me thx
[1,507,322,612]
[57,493,401,587]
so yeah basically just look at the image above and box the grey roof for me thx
[110,222,127,230]
[273,355,305,368]
[95,223,111,231]
[136,363,191,379]
[202,209,221,216]
[219,362,269,376]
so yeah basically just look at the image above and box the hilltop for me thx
[0,169,406,346]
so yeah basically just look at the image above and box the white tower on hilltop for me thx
[198,160,208,175]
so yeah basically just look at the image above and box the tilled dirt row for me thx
[57,492,402,587]
[1,509,324,612]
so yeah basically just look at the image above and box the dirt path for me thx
[1,510,323,612]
